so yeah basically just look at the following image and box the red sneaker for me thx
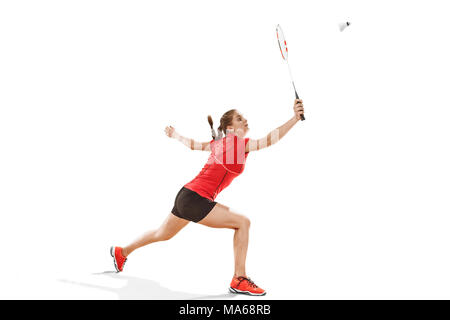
[110,246,127,272]
[229,276,266,296]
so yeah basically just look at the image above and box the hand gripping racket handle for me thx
[293,85,305,121]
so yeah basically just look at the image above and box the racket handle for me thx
[295,91,305,121]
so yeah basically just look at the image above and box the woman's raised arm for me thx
[246,99,304,152]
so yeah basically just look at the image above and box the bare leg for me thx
[233,222,250,277]
[122,213,189,257]
[197,203,251,278]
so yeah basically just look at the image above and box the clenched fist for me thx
[293,99,304,121]
[164,125,175,138]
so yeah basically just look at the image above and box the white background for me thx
[1,0,449,299]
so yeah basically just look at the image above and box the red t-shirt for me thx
[184,133,250,201]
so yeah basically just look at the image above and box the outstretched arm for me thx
[246,99,304,152]
[165,126,211,151]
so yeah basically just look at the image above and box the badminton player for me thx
[111,99,304,296]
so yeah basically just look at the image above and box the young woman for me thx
[111,99,304,296]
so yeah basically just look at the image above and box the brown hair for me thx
[207,109,237,140]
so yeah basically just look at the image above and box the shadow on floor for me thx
[59,271,238,300]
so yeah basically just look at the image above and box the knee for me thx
[159,234,172,241]
[239,215,251,229]
[155,230,173,242]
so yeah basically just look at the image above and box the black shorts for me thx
[171,187,218,223]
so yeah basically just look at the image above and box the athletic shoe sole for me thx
[110,246,121,273]
[229,287,267,296]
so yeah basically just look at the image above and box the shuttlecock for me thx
[339,21,351,32]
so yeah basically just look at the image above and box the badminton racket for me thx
[276,24,305,121]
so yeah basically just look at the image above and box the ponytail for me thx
[207,115,217,140]
[207,115,224,141]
